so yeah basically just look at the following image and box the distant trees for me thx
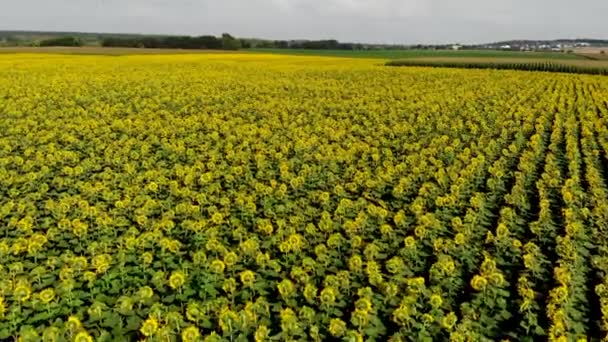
[100,33,250,50]
[240,39,366,50]
[39,36,83,47]
[0,35,21,47]
[239,39,251,49]
[100,34,250,50]
[221,33,241,50]
[30,33,374,51]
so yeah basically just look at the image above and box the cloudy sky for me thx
[1,0,606,44]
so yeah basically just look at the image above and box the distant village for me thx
[466,41,606,52]
[448,39,607,52]
[316,39,608,53]
[365,39,608,52]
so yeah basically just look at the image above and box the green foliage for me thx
[39,36,83,47]
[101,35,225,50]
[221,33,242,50]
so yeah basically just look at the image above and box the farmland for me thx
[1,53,608,341]
[386,57,608,75]
[249,48,584,60]
[0,46,585,60]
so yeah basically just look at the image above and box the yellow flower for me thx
[254,325,270,342]
[320,286,337,306]
[116,296,133,314]
[169,271,187,290]
[392,304,411,325]
[496,223,509,239]
[348,254,363,272]
[414,225,426,238]
[186,302,204,322]
[140,317,159,337]
[181,326,201,342]
[147,182,159,192]
[471,275,488,291]
[512,239,522,249]
[303,283,318,303]
[0,296,5,319]
[42,326,61,342]
[223,251,239,267]
[14,283,32,302]
[83,271,97,283]
[489,272,505,287]
[239,270,256,287]
[66,315,82,331]
[74,331,93,342]
[138,286,154,301]
[454,233,466,245]
[346,330,364,342]
[219,307,239,333]
[210,259,226,274]
[199,172,213,184]
[211,212,224,225]
[329,318,347,337]
[355,297,372,311]
[404,236,416,249]
[430,294,443,308]
[222,278,237,294]
[39,288,56,304]
[442,312,458,330]
[91,254,112,274]
[257,219,274,235]
[278,279,295,298]
[351,308,369,327]
[141,252,154,265]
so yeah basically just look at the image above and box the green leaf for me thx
[125,315,142,332]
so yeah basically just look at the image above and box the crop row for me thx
[386,60,608,76]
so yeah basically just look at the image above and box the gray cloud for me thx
[0,0,606,44]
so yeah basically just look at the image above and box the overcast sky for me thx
[0,0,606,44]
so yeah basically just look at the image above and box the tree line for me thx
[33,34,372,51]
[254,39,366,50]
[25,34,408,51]
[101,34,242,50]
[39,36,83,47]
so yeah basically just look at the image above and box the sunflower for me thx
[66,315,82,332]
[38,288,56,304]
[73,331,93,342]
[430,294,443,308]
[168,271,187,290]
[320,286,337,306]
[239,270,256,287]
[13,282,32,302]
[441,312,458,330]
[181,325,201,342]
[140,317,159,337]
[254,325,270,342]
[138,286,154,302]
[210,259,226,274]
[328,318,347,337]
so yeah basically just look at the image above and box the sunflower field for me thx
[0,53,608,341]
